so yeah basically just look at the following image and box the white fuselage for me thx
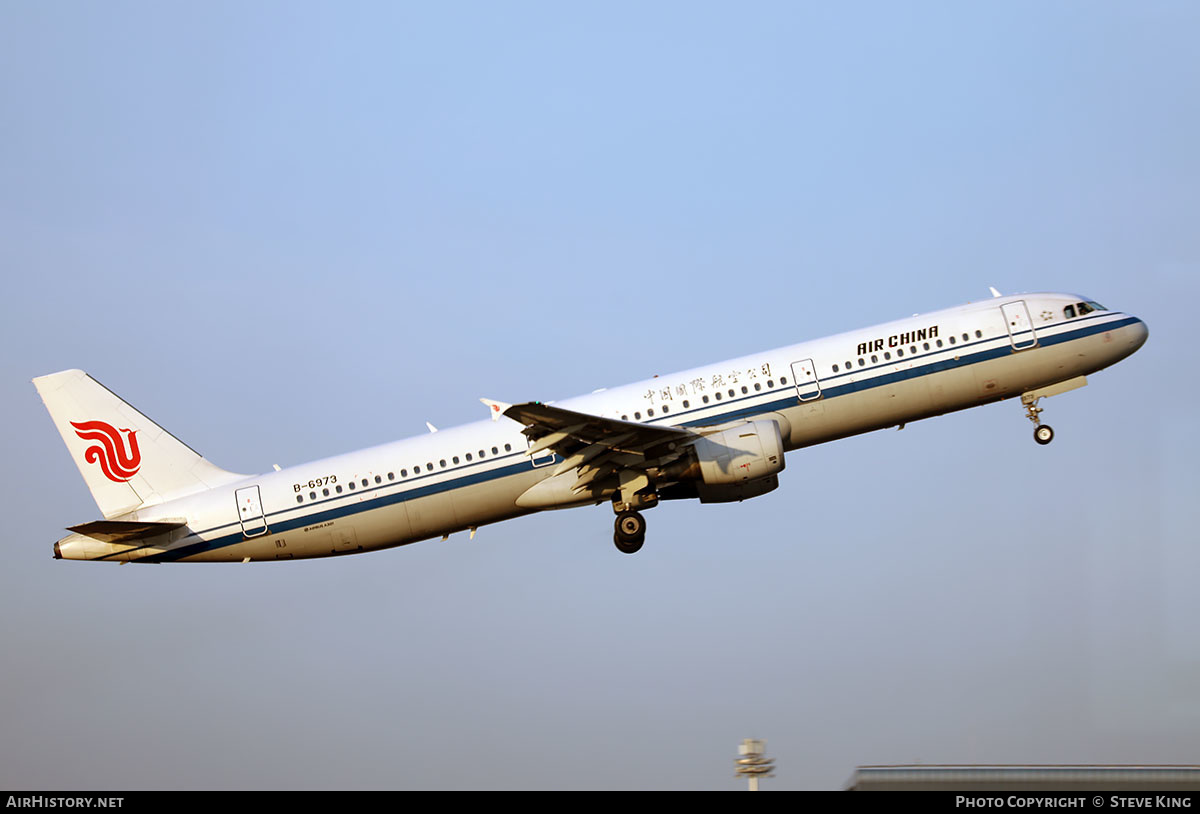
[54,292,1147,562]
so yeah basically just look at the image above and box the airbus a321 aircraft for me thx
[35,291,1147,562]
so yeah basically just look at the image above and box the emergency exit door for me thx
[235,485,268,537]
[790,358,822,401]
[1001,301,1038,350]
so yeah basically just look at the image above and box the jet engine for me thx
[659,419,785,503]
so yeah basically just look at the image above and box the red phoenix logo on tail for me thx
[71,420,141,482]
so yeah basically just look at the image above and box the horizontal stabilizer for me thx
[66,519,188,543]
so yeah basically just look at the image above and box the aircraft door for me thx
[1001,301,1038,350]
[334,526,358,552]
[528,436,555,468]
[790,359,822,401]
[235,485,268,537]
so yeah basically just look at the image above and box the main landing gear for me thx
[613,510,646,554]
[1022,392,1055,445]
[611,470,655,554]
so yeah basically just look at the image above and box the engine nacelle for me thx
[695,474,780,504]
[691,419,785,485]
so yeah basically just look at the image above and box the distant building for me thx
[845,765,1200,791]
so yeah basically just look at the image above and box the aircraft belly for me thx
[335,467,540,548]
[159,467,543,561]
[404,492,456,540]
[449,469,543,528]
[782,334,1113,450]
[783,376,935,448]
[969,339,1098,400]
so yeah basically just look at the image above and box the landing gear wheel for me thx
[613,510,646,554]
[613,531,644,554]
[1034,424,1055,445]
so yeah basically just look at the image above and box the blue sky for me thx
[1,1,1196,789]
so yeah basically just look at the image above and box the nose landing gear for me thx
[1018,377,1091,446]
[1022,393,1054,445]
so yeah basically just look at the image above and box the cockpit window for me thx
[1077,302,1094,316]
[1064,304,1076,319]
[1085,300,1107,311]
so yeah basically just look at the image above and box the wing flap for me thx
[494,401,699,495]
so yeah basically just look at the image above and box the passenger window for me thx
[662,405,669,413]
[833,364,839,372]
[728,389,735,397]
[401,469,407,477]
[336,485,343,493]
[634,411,641,420]
[767,379,775,387]
[465,454,472,462]
[910,346,916,354]
[923,342,930,351]
[647,409,654,417]
[388,472,394,481]
[479,450,486,458]
[491,447,498,455]
[296,495,303,504]
[309,491,316,500]
[871,355,878,363]
[884,352,891,360]
[949,336,956,345]
[349,481,356,490]
[362,479,369,487]
[936,340,943,348]
[753,383,761,392]
[962,333,969,342]
[322,488,329,497]
[780,377,788,385]
[452,457,459,465]
[504,443,512,452]
[975,330,982,338]
[715,392,723,400]
[682,400,690,408]
[702,395,710,403]
[375,475,382,483]
[897,348,904,357]
[439,460,446,468]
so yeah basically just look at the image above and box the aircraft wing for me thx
[503,402,693,451]
[489,400,697,489]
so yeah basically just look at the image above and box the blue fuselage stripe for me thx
[145,314,1137,561]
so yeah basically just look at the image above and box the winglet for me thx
[989,286,1002,298]
[479,398,512,422]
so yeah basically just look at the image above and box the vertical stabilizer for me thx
[33,370,247,518]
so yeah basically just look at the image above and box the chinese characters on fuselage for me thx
[645,363,773,404]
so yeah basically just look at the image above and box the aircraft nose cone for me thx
[1129,317,1149,351]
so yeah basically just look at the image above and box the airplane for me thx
[34,290,1147,562]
